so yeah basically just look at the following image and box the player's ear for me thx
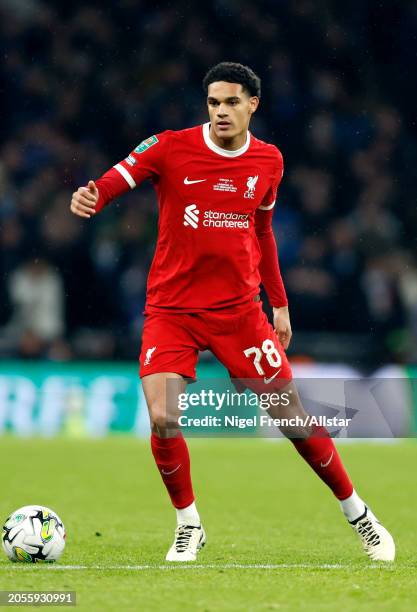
[249,97,259,114]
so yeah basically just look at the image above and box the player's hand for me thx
[273,305,292,350]
[70,180,99,218]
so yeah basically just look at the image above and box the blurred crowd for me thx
[1,0,417,363]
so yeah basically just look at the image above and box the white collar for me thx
[202,122,251,157]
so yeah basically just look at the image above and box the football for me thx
[2,505,66,563]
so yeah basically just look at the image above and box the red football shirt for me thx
[96,123,284,312]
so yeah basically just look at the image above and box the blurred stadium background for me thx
[1,0,417,436]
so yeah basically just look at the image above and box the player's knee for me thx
[148,400,171,431]
[149,408,167,430]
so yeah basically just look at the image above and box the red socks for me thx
[151,427,353,510]
[291,426,353,500]
[151,432,195,509]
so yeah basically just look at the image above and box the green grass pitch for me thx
[0,437,415,611]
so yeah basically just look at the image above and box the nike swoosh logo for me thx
[263,370,280,384]
[184,177,206,185]
[161,464,181,476]
[320,451,334,468]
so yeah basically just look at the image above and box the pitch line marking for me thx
[0,563,397,571]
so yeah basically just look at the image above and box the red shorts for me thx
[139,300,292,392]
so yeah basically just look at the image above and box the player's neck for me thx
[208,125,248,151]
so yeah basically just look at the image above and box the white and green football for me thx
[2,505,66,563]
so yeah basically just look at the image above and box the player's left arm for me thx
[255,149,292,350]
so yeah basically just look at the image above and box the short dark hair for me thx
[203,62,261,98]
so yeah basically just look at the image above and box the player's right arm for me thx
[70,132,170,218]
[70,180,99,218]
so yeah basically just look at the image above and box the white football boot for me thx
[350,506,395,561]
[165,524,206,562]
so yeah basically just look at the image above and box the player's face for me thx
[207,82,259,142]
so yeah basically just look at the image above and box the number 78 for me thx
[243,339,282,375]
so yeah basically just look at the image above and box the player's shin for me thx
[150,432,199,523]
[267,383,355,502]
[290,425,354,500]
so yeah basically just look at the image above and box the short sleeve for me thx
[112,131,172,189]
[258,148,284,211]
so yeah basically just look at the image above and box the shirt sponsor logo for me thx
[244,175,259,199]
[134,135,159,154]
[183,204,200,229]
[183,205,249,229]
